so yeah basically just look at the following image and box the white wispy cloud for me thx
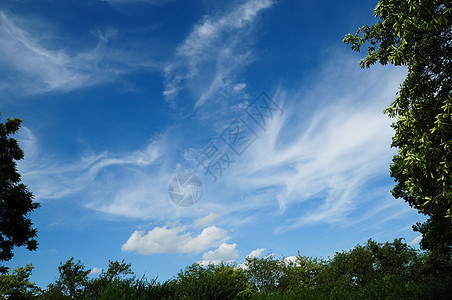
[121,225,229,255]
[13,45,411,256]
[16,125,206,221]
[15,50,410,237]
[408,234,422,246]
[0,11,156,94]
[17,127,168,218]
[181,54,408,233]
[87,141,161,178]
[163,0,273,106]
[264,82,400,231]
[193,213,220,228]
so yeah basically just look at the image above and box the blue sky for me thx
[1,0,426,287]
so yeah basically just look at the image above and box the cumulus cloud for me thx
[90,267,103,275]
[237,249,273,270]
[200,243,239,265]
[283,256,298,265]
[163,0,273,105]
[246,248,266,259]
[121,225,230,255]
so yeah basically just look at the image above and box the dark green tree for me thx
[85,259,134,298]
[343,0,452,257]
[244,254,286,294]
[278,254,321,292]
[367,238,422,279]
[100,260,133,283]
[314,239,425,299]
[50,258,90,298]
[0,116,39,273]
[176,263,254,299]
[40,258,177,299]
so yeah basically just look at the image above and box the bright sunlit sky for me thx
[1,0,426,287]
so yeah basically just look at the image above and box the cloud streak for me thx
[163,0,273,106]
[16,52,409,236]
[15,49,409,238]
[17,127,166,216]
[408,234,422,246]
[183,55,408,233]
[0,11,156,95]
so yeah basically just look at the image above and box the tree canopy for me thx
[0,264,39,299]
[0,116,39,273]
[2,238,448,299]
[343,0,452,257]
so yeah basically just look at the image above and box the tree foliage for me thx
[39,258,177,300]
[244,254,286,294]
[51,257,91,298]
[0,264,39,299]
[175,263,254,299]
[4,238,450,299]
[0,116,39,273]
[343,0,452,256]
[85,259,134,299]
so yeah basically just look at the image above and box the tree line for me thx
[1,238,451,299]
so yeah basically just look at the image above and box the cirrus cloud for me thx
[163,0,273,106]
